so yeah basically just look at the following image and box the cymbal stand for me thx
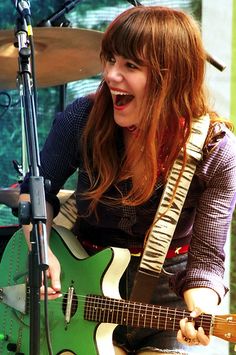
[14,2,49,355]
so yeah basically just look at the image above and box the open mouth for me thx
[115,94,134,106]
[111,89,134,107]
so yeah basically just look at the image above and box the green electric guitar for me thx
[0,226,235,355]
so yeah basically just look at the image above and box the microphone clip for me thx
[15,0,31,22]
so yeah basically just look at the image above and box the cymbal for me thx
[0,27,103,89]
[0,187,74,208]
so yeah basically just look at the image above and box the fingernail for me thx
[190,310,197,317]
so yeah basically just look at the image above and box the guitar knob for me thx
[7,343,17,351]
[6,343,25,354]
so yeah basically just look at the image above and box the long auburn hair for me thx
[81,6,227,213]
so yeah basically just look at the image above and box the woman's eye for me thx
[108,56,116,64]
[127,62,138,69]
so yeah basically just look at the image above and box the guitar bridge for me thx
[65,287,75,326]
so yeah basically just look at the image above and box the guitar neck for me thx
[84,295,213,334]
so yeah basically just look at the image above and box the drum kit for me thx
[0,25,103,237]
[0,26,103,89]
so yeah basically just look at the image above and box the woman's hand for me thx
[40,248,62,300]
[177,307,210,346]
[177,287,219,346]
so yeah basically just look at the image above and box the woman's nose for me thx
[105,64,123,82]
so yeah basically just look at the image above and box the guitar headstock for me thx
[212,314,236,343]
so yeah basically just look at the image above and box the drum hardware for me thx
[126,0,142,6]
[0,187,74,209]
[36,0,81,28]
[0,27,103,90]
[36,0,75,112]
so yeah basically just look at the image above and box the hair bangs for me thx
[101,12,149,65]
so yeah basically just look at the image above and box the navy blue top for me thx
[21,96,236,300]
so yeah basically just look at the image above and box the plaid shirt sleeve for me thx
[172,127,236,302]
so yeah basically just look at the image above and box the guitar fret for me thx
[137,303,142,327]
[93,295,99,321]
[108,298,113,323]
[172,308,177,330]
[102,297,107,322]
[144,304,148,327]
[84,295,89,320]
[157,306,161,329]
[115,299,121,324]
[126,301,130,325]
[115,299,119,324]
[123,301,129,324]
[121,300,125,324]
[129,302,135,326]
[84,295,213,337]
[108,298,114,323]
[98,295,103,321]
[150,304,154,328]
[164,307,169,329]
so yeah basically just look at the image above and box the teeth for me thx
[110,90,130,96]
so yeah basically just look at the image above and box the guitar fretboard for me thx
[84,295,212,334]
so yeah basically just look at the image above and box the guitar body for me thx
[0,227,130,355]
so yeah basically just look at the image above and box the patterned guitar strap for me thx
[130,114,210,302]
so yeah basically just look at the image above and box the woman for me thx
[20,6,236,355]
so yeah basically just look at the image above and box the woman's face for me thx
[103,55,148,129]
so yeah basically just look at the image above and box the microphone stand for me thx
[37,0,82,27]
[14,2,49,355]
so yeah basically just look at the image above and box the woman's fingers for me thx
[196,327,210,346]
[47,249,62,292]
[40,249,62,299]
[179,317,197,339]
[40,285,62,300]
[177,308,210,346]
[177,328,200,346]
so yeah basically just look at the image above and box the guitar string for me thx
[24,290,236,324]
[21,293,236,341]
